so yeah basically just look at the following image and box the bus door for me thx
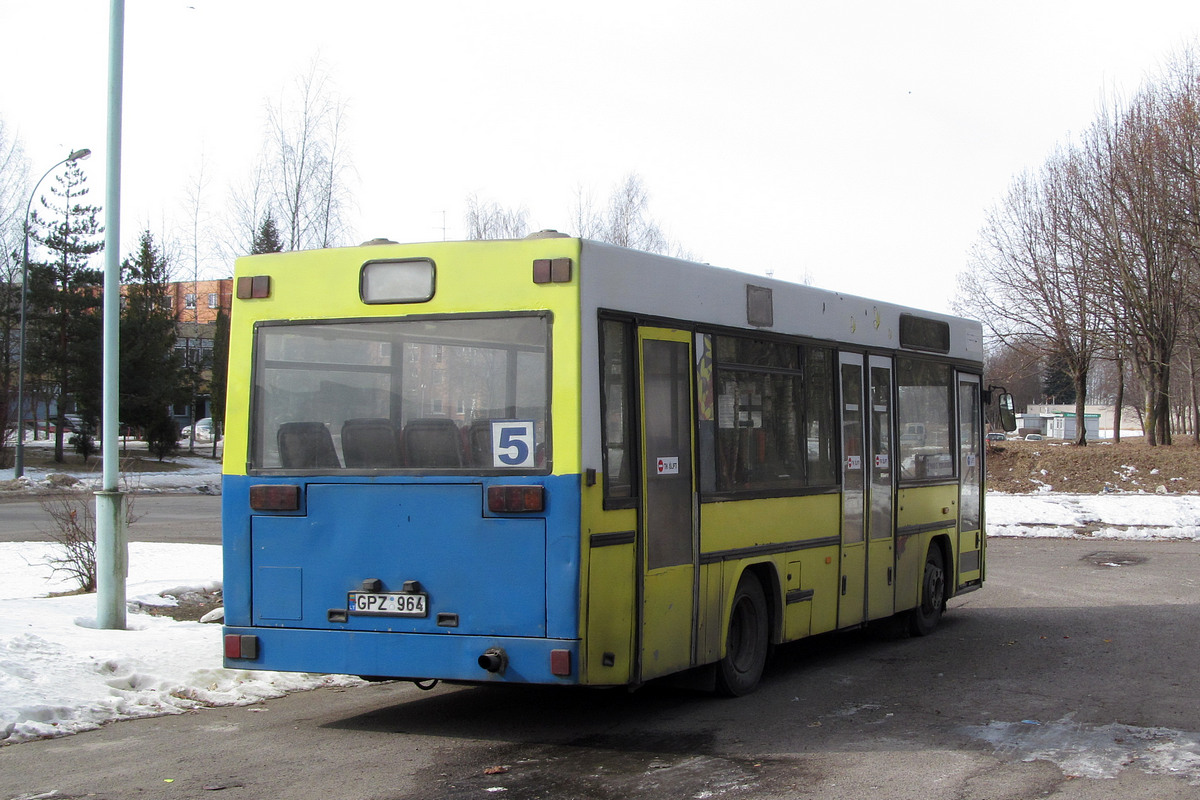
[957,373,983,585]
[637,327,697,681]
[866,356,895,620]
[838,353,866,627]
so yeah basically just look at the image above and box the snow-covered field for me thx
[3,444,1199,784]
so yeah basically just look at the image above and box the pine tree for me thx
[25,160,104,462]
[120,230,186,458]
[1042,356,1076,405]
[251,212,284,254]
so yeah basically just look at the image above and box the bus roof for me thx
[576,239,983,362]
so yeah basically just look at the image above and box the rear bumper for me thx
[222,626,581,685]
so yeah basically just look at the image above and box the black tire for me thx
[909,544,946,637]
[715,573,769,697]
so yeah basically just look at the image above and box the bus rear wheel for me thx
[909,544,946,637]
[715,572,769,697]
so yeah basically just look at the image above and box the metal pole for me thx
[95,0,126,630]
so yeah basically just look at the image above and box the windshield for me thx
[250,314,549,472]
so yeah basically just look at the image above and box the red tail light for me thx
[224,634,258,659]
[487,485,545,513]
[250,484,300,511]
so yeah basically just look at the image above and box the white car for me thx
[181,417,220,441]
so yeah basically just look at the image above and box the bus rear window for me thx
[249,314,549,472]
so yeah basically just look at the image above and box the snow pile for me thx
[987,493,1200,540]
[968,715,1200,783]
[0,541,361,744]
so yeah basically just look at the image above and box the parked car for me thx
[1024,433,1044,441]
[181,417,220,442]
[985,432,1006,441]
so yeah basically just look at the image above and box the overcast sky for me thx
[3,1,1200,313]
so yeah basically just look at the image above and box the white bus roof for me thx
[578,240,983,362]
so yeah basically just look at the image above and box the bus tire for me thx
[909,544,946,637]
[715,572,769,697]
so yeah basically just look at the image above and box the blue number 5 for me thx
[497,425,530,465]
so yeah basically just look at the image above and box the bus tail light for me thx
[532,258,572,284]
[225,634,258,659]
[250,484,300,511]
[487,485,544,513]
[236,275,271,299]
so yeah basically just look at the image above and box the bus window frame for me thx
[598,316,640,510]
[246,310,554,477]
[699,328,840,503]
[894,355,961,487]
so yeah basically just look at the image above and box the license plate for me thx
[347,591,428,617]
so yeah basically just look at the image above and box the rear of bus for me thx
[221,236,585,685]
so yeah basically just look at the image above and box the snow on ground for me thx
[967,715,1200,783]
[0,540,361,744]
[987,493,1200,540]
[0,438,224,496]
[2,443,361,745]
[3,446,1200,785]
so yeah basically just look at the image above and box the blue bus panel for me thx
[222,473,582,683]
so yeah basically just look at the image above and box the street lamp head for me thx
[68,148,92,162]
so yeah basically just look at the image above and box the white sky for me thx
[3,1,1200,313]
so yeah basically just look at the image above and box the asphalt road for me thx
[2,537,1199,799]
[0,494,221,544]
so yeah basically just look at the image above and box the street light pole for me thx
[13,147,92,479]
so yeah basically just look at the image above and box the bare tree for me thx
[957,146,1104,445]
[983,337,1045,411]
[179,158,218,452]
[601,173,667,252]
[0,118,26,247]
[181,155,218,282]
[960,45,1200,446]
[569,183,603,240]
[265,61,354,251]
[464,194,529,239]
[570,172,695,258]
[224,157,272,260]
[1079,89,1194,445]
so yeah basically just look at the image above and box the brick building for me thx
[165,278,233,426]
[168,278,235,324]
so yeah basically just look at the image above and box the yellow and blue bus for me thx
[221,233,1011,695]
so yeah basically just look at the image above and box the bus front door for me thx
[840,354,897,627]
[838,353,866,627]
[637,327,697,682]
[867,356,895,620]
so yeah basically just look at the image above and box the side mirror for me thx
[998,392,1016,432]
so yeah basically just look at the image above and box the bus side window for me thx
[600,319,636,504]
[278,422,341,470]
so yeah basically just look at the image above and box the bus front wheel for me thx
[909,544,946,637]
[715,572,769,697]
